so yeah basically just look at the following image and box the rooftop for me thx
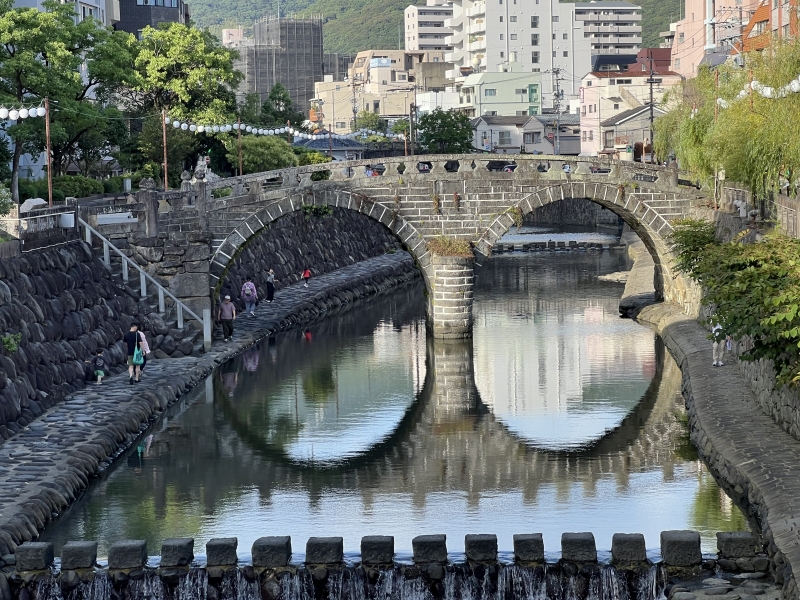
[534,114,581,127]
[600,103,665,127]
[471,115,533,126]
[574,1,641,7]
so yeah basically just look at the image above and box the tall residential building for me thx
[405,0,454,51]
[232,16,324,113]
[443,0,642,108]
[114,0,189,37]
[667,0,761,78]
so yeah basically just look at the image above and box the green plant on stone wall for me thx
[1,333,22,353]
[507,206,523,228]
[301,205,332,220]
[428,236,473,257]
[431,194,441,215]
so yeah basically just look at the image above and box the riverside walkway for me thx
[637,302,800,599]
[0,252,417,559]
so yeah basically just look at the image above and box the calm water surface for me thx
[41,233,746,559]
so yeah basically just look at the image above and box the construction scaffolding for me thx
[234,15,324,114]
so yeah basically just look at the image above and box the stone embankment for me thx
[618,233,800,599]
[0,252,419,572]
[2,530,780,600]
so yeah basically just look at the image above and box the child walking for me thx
[301,268,311,288]
[86,349,106,385]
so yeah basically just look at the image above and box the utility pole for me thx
[237,117,243,176]
[553,68,563,155]
[45,98,53,207]
[644,52,662,163]
[409,103,416,157]
[161,109,169,191]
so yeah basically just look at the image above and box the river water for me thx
[40,227,746,561]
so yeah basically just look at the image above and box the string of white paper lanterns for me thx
[164,115,404,141]
[716,73,800,109]
[0,104,47,121]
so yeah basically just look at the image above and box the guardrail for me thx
[78,218,212,352]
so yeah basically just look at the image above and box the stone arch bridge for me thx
[97,155,708,338]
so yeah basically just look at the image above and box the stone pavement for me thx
[0,252,419,561]
[637,302,800,599]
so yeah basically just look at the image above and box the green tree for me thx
[417,108,474,154]
[0,186,13,216]
[353,110,385,132]
[294,148,331,180]
[261,83,305,128]
[137,118,200,185]
[391,118,409,135]
[237,93,263,126]
[223,136,298,175]
[0,0,136,201]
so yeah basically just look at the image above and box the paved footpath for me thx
[0,252,418,561]
[637,303,800,599]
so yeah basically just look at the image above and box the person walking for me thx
[241,276,257,317]
[85,349,106,385]
[218,295,236,342]
[711,322,730,367]
[123,322,143,385]
[266,269,276,302]
[138,330,150,376]
[301,268,311,288]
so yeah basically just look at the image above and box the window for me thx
[500,34,504,39]
[581,106,586,115]
[524,132,534,143]
[500,51,504,57]
[531,33,539,45]
[586,80,592,86]
[532,51,540,63]
[510,15,517,21]
[675,58,681,69]
[678,32,684,43]
[563,33,568,39]
[613,103,619,109]
[516,110,528,115]
[515,88,527,94]
[552,15,559,21]
[336,121,346,129]
[373,101,380,113]
[531,15,539,27]
[510,34,517,39]
[486,111,498,115]
[485,88,497,96]
[582,131,587,141]
[498,131,511,145]
[500,15,503,21]
[552,51,556,57]
[563,50,568,57]
[589,130,593,140]
[553,33,556,39]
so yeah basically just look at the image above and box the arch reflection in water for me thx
[39,253,746,558]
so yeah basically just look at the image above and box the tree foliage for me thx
[223,136,298,175]
[655,39,800,197]
[671,218,800,386]
[417,108,473,154]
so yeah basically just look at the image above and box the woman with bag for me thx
[123,322,144,385]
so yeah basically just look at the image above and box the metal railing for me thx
[78,218,212,352]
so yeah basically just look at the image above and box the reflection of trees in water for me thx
[691,470,748,534]
[302,365,337,404]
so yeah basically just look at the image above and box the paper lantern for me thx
[190,124,197,132]
[8,110,19,121]
[173,120,181,128]
[181,123,189,130]
[18,108,29,119]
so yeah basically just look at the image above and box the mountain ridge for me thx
[190,0,680,58]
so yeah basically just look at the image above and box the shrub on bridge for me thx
[428,236,473,258]
[671,218,800,386]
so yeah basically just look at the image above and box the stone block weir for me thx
[491,241,627,254]
[2,531,773,600]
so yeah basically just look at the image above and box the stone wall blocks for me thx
[413,535,447,565]
[561,533,597,563]
[361,536,394,566]
[108,540,147,570]
[60,541,97,570]
[465,535,497,564]
[717,532,757,558]
[252,537,291,569]
[306,537,344,566]
[514,534,544,564]
[611,534,647,565]
[661,531,701,567]
[160,538,195,568]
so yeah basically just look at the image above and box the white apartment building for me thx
[14,0,119,26]
[574,2,642,54]
[405,0,454,51]
[458,60,542,116]
[442,0,641,107]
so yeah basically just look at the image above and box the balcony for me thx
[444,16,459,27]
[467,21,486,34]
[466,2,485,17]
[468,37,486,51]
[585,24,642,33]
[576,13,642,22]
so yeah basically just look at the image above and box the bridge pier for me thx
[428,255,475,339]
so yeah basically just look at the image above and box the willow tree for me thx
[655,39,800,197]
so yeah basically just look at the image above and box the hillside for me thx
[189,0,680,55]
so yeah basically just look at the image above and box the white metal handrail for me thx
[78,217,212,352]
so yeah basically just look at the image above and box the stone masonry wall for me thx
[218,208,400,312]
[0,242,154,439]
[525,197,621,227]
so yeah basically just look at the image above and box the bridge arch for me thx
[209,186,438,323]
[473,181,694,309]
